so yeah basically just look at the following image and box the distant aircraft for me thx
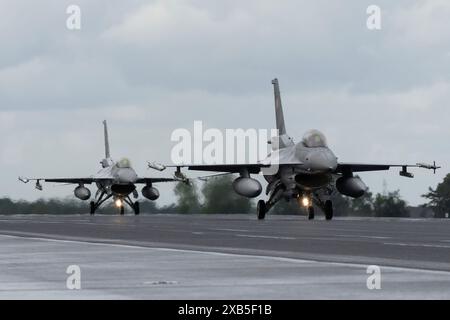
[20,120,183,215]
[166,78,440,220]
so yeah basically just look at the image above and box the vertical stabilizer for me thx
[100,120,114,168]
[270,79,294,149]
[272,78,287,135]
[103,120,111,159]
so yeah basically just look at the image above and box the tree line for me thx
[1,174,449,217]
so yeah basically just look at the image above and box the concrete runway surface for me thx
[0,214,449,299]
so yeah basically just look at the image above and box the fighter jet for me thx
[19,120,184,215]
[166,78,439,220]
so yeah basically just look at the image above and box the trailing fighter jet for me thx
[19,120,183,215]
[166,79,439,220]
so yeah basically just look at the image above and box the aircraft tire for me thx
[257,200,266,220]
[120,206,125,215]
[308,206,315,220]
[325,200,333,220]
[134,202,140,215]
[90,201,95,215]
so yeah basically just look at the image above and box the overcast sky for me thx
[0,0,449,206]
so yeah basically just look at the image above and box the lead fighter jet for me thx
[167,79,439,220]
[20,121,183,215]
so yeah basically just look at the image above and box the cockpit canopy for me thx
[116,157,132,168]
[301,130,328,148]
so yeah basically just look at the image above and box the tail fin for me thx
[270,78,294,150]
[272,78,287,135]
[100,120,113,168]
[103,120,111,159]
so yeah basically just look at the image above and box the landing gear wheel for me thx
[308,206,315,220]
[134,202,140,215]
[257,200,266,220]
[120,206,125,215]
[90,201,95,215]
[325,200,333,221]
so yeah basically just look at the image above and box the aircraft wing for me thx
[167,164,271,174]
[44,178,112,184]
[18,177,115,190]
[20,177,181,185]
[18,177,114,185]
[135,177,181,184]
[335,162,439,176]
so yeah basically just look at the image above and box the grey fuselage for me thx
[95,158,138,197]
[261,133,338,198]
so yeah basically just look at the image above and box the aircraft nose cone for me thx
[116,168,138,184]
[307,151,337,172]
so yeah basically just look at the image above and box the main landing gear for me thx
[123,197,140,215]
[308,206,315,220]
[324,200,333,221]
[257,200,266,220]
[255,195,334,221]
[90,192,113,215]
[307,198,333,221]
[89,192,140,215]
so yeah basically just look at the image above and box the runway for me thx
[0,214,449,299]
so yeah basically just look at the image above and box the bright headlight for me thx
[301,197,310,207]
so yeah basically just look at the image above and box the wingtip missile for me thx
[416,161,440,174]
[18,176,30,184]
[148,162,166,171]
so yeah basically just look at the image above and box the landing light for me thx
[115,199,123,208]
[301,197,310,207]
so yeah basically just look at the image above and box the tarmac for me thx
[0,214,449,299]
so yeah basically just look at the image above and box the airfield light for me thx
[115,199,123,208]
[301,196,310,207]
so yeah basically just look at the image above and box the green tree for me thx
[201,175,253,214]
[330,193,352,217]
[349,190,374,217]
[0,197,173,215]
[373,190,409,217]
[174,180,201,213]
[422,173,450,218]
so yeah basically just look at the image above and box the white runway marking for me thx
[212,228,249,232]
[384,242,450,249]
[236,234,297,240]
[336,234,391,240]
